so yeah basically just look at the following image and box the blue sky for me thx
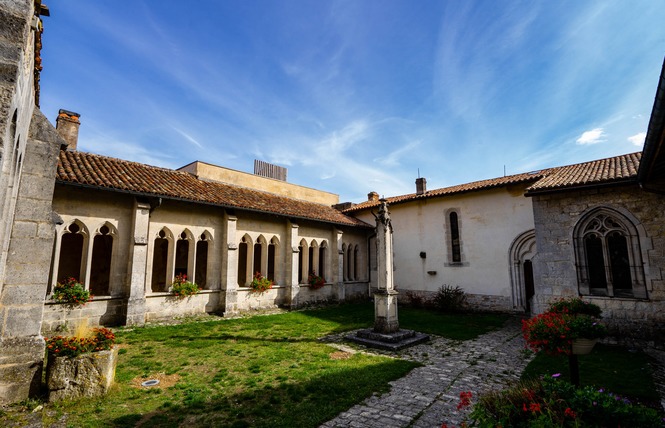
[40,1,665,203]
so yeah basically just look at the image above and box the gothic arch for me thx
[573,206,647,298]
[509,229,537,313]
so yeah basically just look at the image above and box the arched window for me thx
[237,236,249,286]
[151,228,172,292]
[318,241,327,279]
[346,244,353,281]
[253,236,266,277]
[57,221,87,284]
[268,237,278,283]
[449,211,461,263]
[298,240,309,284]
[342,243,347,281]
[89,224,114,296]
[175,230,192,278]
[353,246,359,280]
[195,232,210,289]
[574,209,646,298]
[308,241,317,276]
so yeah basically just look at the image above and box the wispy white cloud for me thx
[628,132,646,147]
[374,140,420,167]
[576,128,606,145]
[171,127,203,148]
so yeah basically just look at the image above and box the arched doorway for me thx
[509,230,537,313]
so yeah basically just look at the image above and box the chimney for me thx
[368,191,379,202]
[416,177,427,195]
[56,109,80,150]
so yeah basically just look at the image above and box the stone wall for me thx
[0,1,62,405]
[531,184,665,342]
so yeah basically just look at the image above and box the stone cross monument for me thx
[373,199,399,333]
[346,198,429,350]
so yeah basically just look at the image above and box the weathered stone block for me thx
[3,305,44,337]
[0,283,47,305]
[7,220,37,238]
[46,348,118,402]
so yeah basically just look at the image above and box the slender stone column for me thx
[286,221,300,308]
[222,213,239,316]
[333,228,345,301]
[125,199,150,326]
[374,199,399,333]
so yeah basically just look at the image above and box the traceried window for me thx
[574,209,646,299]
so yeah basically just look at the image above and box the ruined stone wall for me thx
[0,1,62,405]
[531,184,665,343]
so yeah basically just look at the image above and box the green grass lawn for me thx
[521,344,661,405]
[20,302,506,428]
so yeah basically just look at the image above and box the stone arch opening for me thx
[151,228,172,292]
[89,223,116,296]
[509,229,537,313]
[57,220,88,284]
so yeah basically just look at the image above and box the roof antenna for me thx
[503,165,506,177]
[417,168,420,179]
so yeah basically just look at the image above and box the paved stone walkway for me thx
[320,317,534,428]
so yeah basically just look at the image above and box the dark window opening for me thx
[195,239,208,288]
[237,240,248,286]
[57,224,83,283]
[450,212,461,263]
[267,243,276,282]
[585,234,607,292]
[90,227,112,296]
[175,238,189,277]
[151,236,169,292]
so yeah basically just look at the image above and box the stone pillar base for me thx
[288,284,300,309]
[0,337,45,405]
[125,297,146,326]
[374,290,399,334]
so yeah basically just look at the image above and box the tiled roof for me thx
[56,150,372,228]
[343,152,642,213]
[343,171,548,213]
[526,152,640,194]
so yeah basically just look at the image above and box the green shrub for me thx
[432,285,467,313]
[548,297,602,317]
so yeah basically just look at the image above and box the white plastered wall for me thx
[354,185,535,303]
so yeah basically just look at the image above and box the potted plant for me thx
[45,327,117,401]
[569,314,607,354]
[171,273,201,298]
[307,271,326,289]
[51,277,92,306]
[249,272,273,294]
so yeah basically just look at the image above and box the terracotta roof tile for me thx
[344,171,548,213]
[526,152,640,193]
[343,152,642,213]
[56,150,372,228]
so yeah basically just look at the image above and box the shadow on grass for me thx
[521,344,660,403]
[296,301,510,341]
[106,357,418,428]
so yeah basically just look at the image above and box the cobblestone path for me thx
[320,317,533,428]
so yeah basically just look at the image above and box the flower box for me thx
[46,347,118,402]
